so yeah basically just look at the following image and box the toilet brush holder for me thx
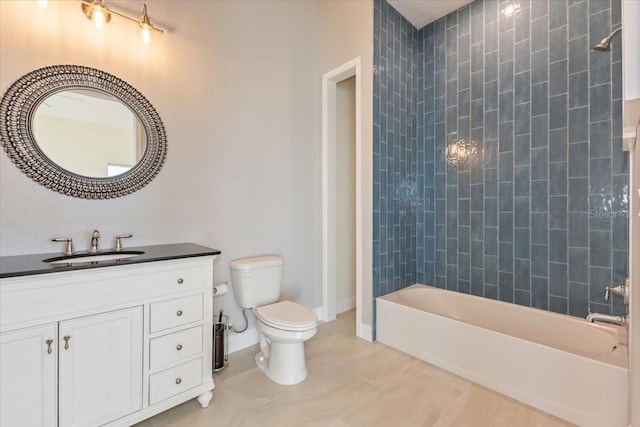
[213,312,229,372]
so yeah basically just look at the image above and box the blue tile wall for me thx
[373,0,627,317]
[373,0,419,302]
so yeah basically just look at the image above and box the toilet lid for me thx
[255,300,317,331]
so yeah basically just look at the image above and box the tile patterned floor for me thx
[136,310,573,426]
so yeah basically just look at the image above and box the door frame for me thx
[321,57,368,339]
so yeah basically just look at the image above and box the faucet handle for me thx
[51,237,74,256]
[89,230,101,253]
[604,279,630,305]
[114,234,133,251]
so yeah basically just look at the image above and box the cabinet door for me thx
[0,324,57,427]
[58,307,143,427]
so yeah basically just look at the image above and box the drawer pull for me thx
[46,339,53,354]
[176,344,183,351]
[177,278,184,284]
[177,310,183,317]
[175,377,182,385]
[63,335,71,350]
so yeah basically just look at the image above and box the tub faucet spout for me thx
[585,311,627,326]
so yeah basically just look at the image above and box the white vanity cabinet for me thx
[58,307,143,427]
[1,324,57,427]
[0,252,216,427]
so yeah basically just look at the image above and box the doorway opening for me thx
[335,76,356,316]
[321,57,368,339]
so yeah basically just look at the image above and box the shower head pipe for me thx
[593,27,622,52]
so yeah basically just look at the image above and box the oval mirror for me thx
[33,89,148,178]
[0,65,167,199]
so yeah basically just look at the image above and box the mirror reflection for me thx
[32,89,147,178]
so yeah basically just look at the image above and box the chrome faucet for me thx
[51,237,74,255]
[114,234,133,251]
[585,311,627,326]
[587,278,630,326]
[604,279,629,305]
[90,230,100,253]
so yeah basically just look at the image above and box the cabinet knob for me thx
[46,338,53,354]
[176,310,183,317]
[176,344,183,351]
[175,378,182,385]
[177,278,184,284]
[63,335,71,350]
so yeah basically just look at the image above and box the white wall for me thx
[321,0,374,327]
[628,142,639,427]
[624,0,640,103]
[0,0,322,328]
[623,1,640,423]
[0,0,377,343]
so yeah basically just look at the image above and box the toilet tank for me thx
[229,256,283,308]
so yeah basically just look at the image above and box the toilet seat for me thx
[255,300,317,332]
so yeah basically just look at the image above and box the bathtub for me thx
[376,285,628,427]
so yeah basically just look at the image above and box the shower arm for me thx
[593,27,622,51]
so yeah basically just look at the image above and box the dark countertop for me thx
[0,243,221,279]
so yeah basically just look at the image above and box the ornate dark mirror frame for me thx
[0,65,167,199]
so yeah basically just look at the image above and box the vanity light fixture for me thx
[80,0,164,44]
[139,4,154,45]
[82,0,110,29]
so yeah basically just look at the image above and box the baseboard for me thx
[228,327,259,354]
[336,296,356,314]
[357,322,372,342]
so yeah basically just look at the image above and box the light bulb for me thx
[37,0,47,9]
[141,25,152,45]
[93,9,106,28]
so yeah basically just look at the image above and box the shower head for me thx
[593,27,622,52]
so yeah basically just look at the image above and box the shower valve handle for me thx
[605,285,622,301]
[604,279,629,304]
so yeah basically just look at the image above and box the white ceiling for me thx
[387,0,474,29]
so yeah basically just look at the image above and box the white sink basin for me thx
[43,251,145,265]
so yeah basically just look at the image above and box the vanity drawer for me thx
[1,261,205,329]
[149,358,202,405]
[149,294,202,333]
[149,326,203,370]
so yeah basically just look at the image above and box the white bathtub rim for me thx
[388,283,624,336]
[380,292,628,372]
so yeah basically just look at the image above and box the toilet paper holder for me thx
[213,281,229,296]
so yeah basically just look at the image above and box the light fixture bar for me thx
[79,0,164,40]
[106,4,164,34]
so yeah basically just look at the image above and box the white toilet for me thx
[229,255,317,385]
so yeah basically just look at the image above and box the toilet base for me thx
[255,345,308,385]
[254,318,317,385]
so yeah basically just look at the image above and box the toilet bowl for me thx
[254,301,317,385]
[229,256,318,385]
